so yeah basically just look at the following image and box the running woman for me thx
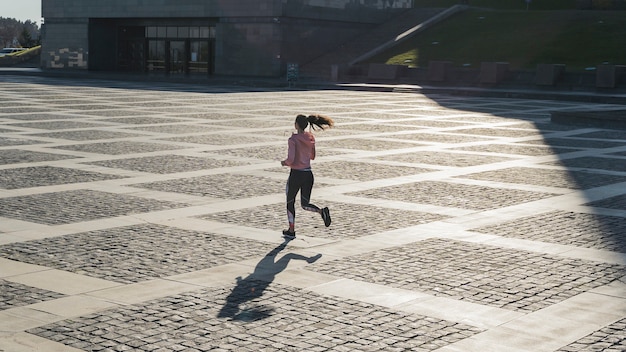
[280,114,334,239]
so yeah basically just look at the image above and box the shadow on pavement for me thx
[217,239,322,322]
[421,90,626,258]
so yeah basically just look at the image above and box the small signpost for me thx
[287,63,298,87]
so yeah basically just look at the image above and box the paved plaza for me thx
[0,75,625,351]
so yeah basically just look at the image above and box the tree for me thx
[19,27,35,47]
[0,17,40,48]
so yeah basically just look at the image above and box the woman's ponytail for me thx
[306,114,334,131]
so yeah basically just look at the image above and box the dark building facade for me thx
[42,0,412,77]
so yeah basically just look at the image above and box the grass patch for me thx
[369,9,626,71]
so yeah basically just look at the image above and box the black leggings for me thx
[286,169,320,226]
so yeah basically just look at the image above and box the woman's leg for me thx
[301,171,331,227]
[300,171,321,213]
[285,170,300,232]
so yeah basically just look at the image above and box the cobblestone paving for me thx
[303,160,433,182]
[0,113,70,121]
[586,194,626,211]
[6,121,106,130]
[448,127,544,138]
[51,140,187,155]
[133,173,287,199]
[85,155,249,174]
[0,136,42,146]
[525,137,625,149]
[0,149,80,165]
[27,130,144,141]
[1,77,626,352]
[217,144,339,161]
[318,137,421,151]
[573,130,626,140]
[0,166,126,189]
[0,224,278,284]
[544,156,626,173]
[0,190,188,225]
[214,144,291,161]
[374,151,512,167]
[309,239,625,312]
[28,282,483,351]
[0,280,66,311]
[0,107,50,114]
[506,122,578,132]
[350,181,556,210]
[208,118,295,128]
[127,123,227,134]
[348,124,420,133]
[80,110,155,117]
[160,133,277,146]
[200,201,448,239]
[458,167,626,189]
[385,119,470,128]
[392,132,489,144]
[453,143,579,156]
[472,211,626,253]
[94,117,185,124]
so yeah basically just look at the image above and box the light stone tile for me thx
[27,295,119,318]
[398,296,524,329]
[86,278,201,305]
[558,246,626,265]
[0,308,62,332]
[540,292,626,317]
[7,270,121,295]
[307,278,430,308]
[433,327,558,352]
[273,269,341,289]
[589,280,626,298]
[0,258,51,278]
[0,332,84,352]
[499,316,606,348]
[166,263,253,287]
[0,218,48,234]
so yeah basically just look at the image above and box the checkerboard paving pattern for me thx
[1,76,625,351]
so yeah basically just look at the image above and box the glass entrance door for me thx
[147,40,166,72]
[189,41,210,74]
[144,25,215,76]
[169,41,186,74]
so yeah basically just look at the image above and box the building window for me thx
[146,26,214,39]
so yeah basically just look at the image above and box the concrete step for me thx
[300,7,446,79]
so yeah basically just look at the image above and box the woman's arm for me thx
[282,138,296,166]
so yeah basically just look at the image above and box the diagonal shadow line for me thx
[421,91,626,260]
[217,239,322,322]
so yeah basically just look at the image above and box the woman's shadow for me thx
[217,238,322,321]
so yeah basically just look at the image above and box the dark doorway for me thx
[147,40,166,73]
[118,26,146,72]
[89,20,215,76]
[169,40,186,74]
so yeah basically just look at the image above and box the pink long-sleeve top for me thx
[284,132,316,170]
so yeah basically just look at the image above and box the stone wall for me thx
[41,0,404,76]
[42,0,282,19]
[41,21,89,69]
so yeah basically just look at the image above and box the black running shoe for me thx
[321,207,331,227]
[282,229,296,239]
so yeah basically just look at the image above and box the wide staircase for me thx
[299,7,447,80]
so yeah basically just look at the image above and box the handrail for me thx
[349,5,469,66]
[9,46,41,57]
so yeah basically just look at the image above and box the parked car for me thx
[0,48,26,57]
